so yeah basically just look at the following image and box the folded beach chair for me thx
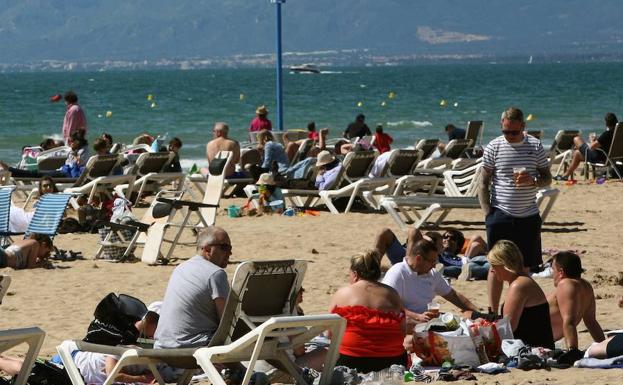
[0,276,46,385]
[139,152,228,264]
[549,129,580,176]
[414,138,440,160]
[117,152,186,206]
[188,150,255,199]
[463,120,483,157]
[380,187,560,230]
[442,160,484,197]
[58,260,345,385]
[583,122,623,180]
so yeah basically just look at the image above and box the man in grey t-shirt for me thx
[155,226,232,349]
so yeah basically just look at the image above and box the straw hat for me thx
[257,173,275,185]
[256,105,269,115]
[315,150,335,167]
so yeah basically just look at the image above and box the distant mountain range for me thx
[1,0,622,65]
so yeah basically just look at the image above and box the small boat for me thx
[289,64,320,74]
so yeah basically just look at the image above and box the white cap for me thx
[146,301,162,315]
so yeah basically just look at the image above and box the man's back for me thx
[548,278,596,341]
[207,137,240,176]
[155,256,230,349]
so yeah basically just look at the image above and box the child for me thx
[373,124,393,154]
[245,173,284,214]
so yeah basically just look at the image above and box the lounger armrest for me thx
[96,220,150,233]
[156,197,219,211]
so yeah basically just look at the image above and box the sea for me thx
[1,63,622,168]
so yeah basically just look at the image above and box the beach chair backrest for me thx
[342,150,376,181]
[25,193,71,238]
[134,152,174,175]
[37,146,72,171]
[210,260,307,347]
[71,154,121,187]
[465,120,483,147]
[286,129,309,141]
[201,151,231,223]
[607,123,623,161]
[386,149,422,177]
[415,138,440,160]
[445,139,473,159]
[0,186,16,236]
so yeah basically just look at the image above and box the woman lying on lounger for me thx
[0,234,53,269]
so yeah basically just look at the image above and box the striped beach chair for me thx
[25,193,72,238]
[0,185,17,246]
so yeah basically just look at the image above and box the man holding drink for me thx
[479,107,552,315]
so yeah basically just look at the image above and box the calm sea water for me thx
[1,63,622,167]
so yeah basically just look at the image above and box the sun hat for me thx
[315,150,336,167]
[257,173,276,185]
[256,105,269,115]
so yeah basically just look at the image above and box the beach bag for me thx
[466,317,514,361]
[83,293,147,346]
[98,198,138,260]
[410,328,480,367]
[22,358,72,385]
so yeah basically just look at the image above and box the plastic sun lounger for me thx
[583,122,623,180]
[0,186,17,245]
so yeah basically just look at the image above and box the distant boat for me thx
[290,64,320,74]
[528,55,533,64]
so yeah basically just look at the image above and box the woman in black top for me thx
[466,240,554,348]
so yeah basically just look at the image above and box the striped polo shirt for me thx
[482,134,549,217]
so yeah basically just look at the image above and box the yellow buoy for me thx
[147,94,154,101]
[151,102,157,108]
[526,114,534,121]
[381,101,387,107]
[357,101,363,107]
[239,93,245,101]
[388,91,396,99]
[440,99,447,107]
[453,102,459,107]
[105,111,112,118]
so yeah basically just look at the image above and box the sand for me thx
[1,180,622,384]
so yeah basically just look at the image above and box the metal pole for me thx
[273,0,285,131]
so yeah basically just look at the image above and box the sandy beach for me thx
[1,179,622,384]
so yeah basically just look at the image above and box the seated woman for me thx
[247,130,289,181]
[330,249,406,373]
[0,234,53,269]
[465,240,554,348]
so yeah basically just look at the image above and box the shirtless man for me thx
[548,251,604,357]
[206,122,240,177]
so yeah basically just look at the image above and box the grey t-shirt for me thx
[154,255,230,349]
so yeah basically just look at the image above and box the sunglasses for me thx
[442,234,453,239]
[209,243,232,252]
[502,130,521,136]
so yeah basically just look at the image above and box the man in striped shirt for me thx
[479,107,552,315]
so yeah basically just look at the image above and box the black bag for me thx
[83,293,147,345]
[22,359,72,385]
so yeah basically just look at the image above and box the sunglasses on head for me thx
[502,130,521,136]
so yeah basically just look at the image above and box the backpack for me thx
[83,293,147,345]
[15,359,72,385]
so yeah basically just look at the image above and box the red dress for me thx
[331,305,405,357]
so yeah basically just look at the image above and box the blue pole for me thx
[274,0,284,131]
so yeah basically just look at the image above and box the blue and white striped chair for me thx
[0,185,17,246]
[25,193,72,238]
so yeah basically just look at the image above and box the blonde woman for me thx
[465,240,554,348]
[329,250,406,373]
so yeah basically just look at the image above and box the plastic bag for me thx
[411,328,480,367]
[466,316,514,361]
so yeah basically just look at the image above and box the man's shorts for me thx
[486,207,543,269]
[386,236,407,265]
[579,142,606,164]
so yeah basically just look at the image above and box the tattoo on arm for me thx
[478,168,492,213]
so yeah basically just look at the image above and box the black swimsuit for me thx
[502,302,554,349]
